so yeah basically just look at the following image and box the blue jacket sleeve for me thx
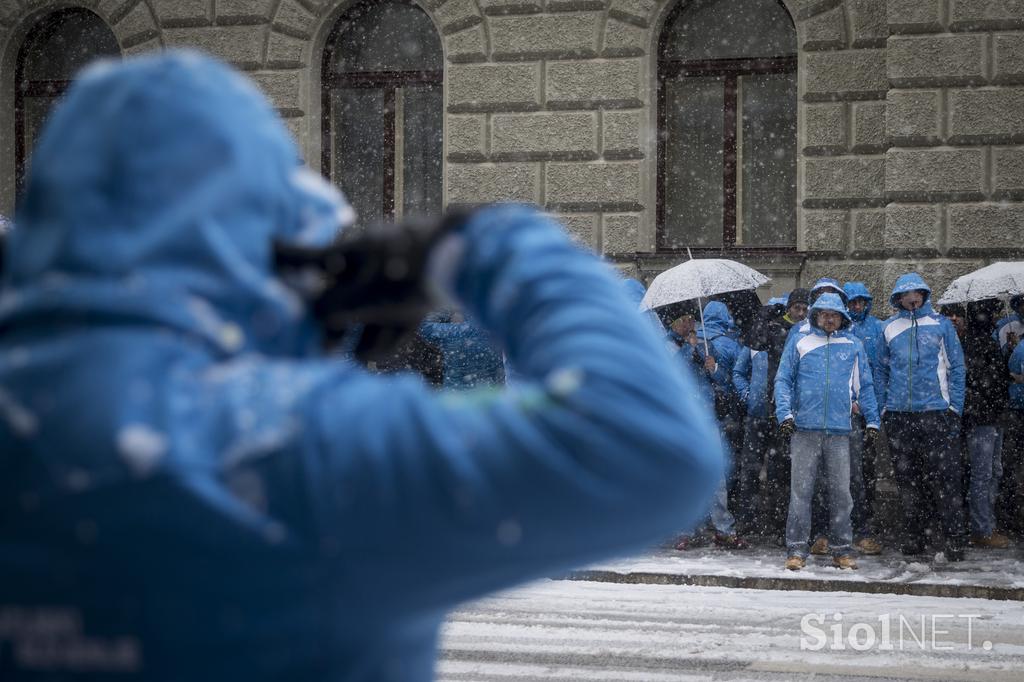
[774,339,798,423]
[309,204,724,620]
[711,338,738,394]
[855,342,881,429]
[1011,342,1024,374]
[876,323,890,412]
[943,318,967,414]
[732,347,751,404]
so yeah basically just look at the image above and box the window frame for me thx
[656,0,797,256]
[320,0,443,223]
[14,8,118,196]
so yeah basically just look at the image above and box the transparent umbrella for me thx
[937,262,1024,304]
[640,254,770,353]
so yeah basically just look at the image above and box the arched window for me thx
[15,8,120,193]
[657,0,796,251]
[322,0,443,226]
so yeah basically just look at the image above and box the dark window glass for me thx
[15,9,120,193]
[658,0,797,251]
[323,0,443,225]
[664,77,725,248]
[331,1,443,74]
[662,0,796,62]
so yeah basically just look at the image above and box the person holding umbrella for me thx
[775,293,881,570]
[674,301,749,551]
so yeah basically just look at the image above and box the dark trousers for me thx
[744,418,791,537]
[849,415,876,538]
[736,416,785,532]
[998,409,1024,532]
[885,411,967,550]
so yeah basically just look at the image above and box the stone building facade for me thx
[1,0,1022,308]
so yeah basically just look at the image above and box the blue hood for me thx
[843,281,873,321]
[808,292,851,332]
[889,272,932,311]
[621,278,646,307]
[4,51,353,358]
[811,277,848,304]
[697,300,733,339]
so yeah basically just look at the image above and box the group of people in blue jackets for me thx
[665,273,1021,570]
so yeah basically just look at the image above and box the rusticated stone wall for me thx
[1,0,1022,304]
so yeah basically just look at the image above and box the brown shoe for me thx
[785,555,806,571]
[713,533,749,550]
[833,555,858,570]
[855,537,883,555]
[810,536,829,555]
[971,532,1011,549]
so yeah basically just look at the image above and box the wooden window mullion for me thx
[722,75,738,248]
[382,85,397,222]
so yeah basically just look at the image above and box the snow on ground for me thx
[439,579,1024,681]
[588,546,1024,589]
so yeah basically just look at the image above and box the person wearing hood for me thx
[774,293,881,570]
[842,282,886,556]
[788,278,851,341]
[942,300,1012,548]
[749,288,809,407]
[732,290,789,534]
[743,288,809,539]
[878,273,968,560]
[673,301,748,550]
[697,301,745,470]
[0,52,725,681]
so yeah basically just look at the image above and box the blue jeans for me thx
[968,425,1003,536]
[787,431,852,558]
[708,477,735,535]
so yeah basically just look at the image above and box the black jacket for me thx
[963,304,1010,429]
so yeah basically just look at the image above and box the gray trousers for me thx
[786,430,853,558]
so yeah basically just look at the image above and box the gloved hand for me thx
[864,427,880,451]
[274,210,470,360]
[779,418,795,438]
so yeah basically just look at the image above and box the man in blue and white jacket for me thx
[877,273,968,560]
[775,293,880,570]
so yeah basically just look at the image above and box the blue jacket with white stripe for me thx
[877,273,966,414]
[774,294,880,434]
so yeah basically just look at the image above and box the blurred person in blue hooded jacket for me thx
[877,273,968,560]
[842,282,886,556]
[419,310,505,389]
[774,293,880,570]
[0,52,724,682]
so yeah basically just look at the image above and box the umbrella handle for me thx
[687,247,712,359]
